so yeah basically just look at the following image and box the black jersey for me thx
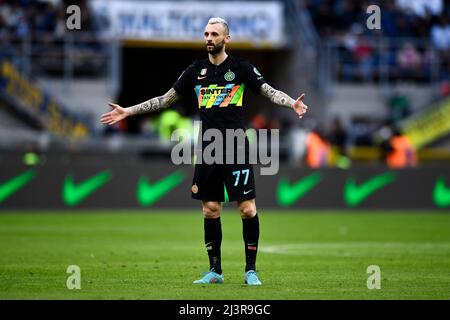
[173,55,266,132]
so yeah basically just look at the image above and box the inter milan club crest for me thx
[224,70,235,81]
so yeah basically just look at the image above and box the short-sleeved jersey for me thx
[173,55,266,132]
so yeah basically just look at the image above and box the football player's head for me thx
[204,17,230,56]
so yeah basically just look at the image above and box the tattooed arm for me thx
[126,88,180,115]
[260,83,308,119]
[260,83,295,108]
[101,88,181,125]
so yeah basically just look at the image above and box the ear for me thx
[224,34,231,44]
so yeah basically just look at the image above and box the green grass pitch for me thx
[0,210,449,300]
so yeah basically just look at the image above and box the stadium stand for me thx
[303,0,450,165]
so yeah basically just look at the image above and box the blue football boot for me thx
[244,270,262,285]
[193,269,224,284]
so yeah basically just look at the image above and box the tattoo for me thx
[260,83,295,108]
[126,88,180,115]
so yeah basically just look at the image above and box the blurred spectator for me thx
[395,0,443,18]
[335,0,358,31]
[35,2,57,33]
[250,113,279,130]
[440,79,450,97]
[53,6,67,39]
[422,45,439,81]
[139,109,195,143]
[385,127,417,168]
[305,127,331,168]
[157,109,189,141]
[346,117,374,147]
[287,125,308,166]
[353,35,374,81]
[440,48,450,97]
[380,0,401,37]
[16,14,30,39]
[397,42,422,80]
[431,16,450,51]
[0,0,99,39]
[329,117,347,155]
[308,0,450,85]
[387,89,411,125]
[339,24,360,81]
[376,41,398,80]
[394,12,416,38]
[311,1,336,37]
[0,0,106,76]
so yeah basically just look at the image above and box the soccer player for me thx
[100,17,308,285]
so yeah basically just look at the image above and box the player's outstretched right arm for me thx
[100,88,180,125]
[260,83,308,119]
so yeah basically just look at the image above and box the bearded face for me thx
[206,39,226,55]
[204,23,229,56]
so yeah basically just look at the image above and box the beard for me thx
[206,40,225,56]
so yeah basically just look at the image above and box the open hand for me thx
[100,102,128,125]
[292,93,308,119]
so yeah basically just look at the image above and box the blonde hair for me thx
[207,17,229,35]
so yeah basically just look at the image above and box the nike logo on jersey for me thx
[197,76,207,80]
[243,189,253,195]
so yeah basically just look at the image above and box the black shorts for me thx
[191,163,256,202]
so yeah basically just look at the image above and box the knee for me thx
[238,201,256,219]
[202,202,221,218]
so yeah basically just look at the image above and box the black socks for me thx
[204,214,260,274]
[242,213,259,272]
[204,217,222,274]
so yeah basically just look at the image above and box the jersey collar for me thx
[207,55,232,68]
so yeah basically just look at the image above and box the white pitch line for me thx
[260,242,450,257]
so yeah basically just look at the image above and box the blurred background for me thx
[1,0,450,209]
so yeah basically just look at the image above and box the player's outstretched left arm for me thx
[260,83,308,119]
[100,88,180,125]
